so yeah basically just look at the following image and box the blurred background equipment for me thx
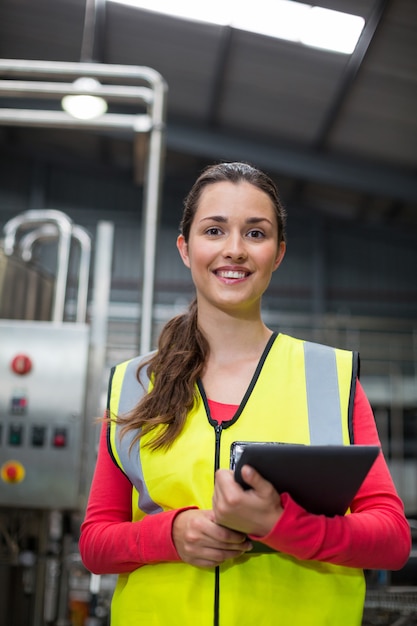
[0,209,114,626]
[0,57,166,626]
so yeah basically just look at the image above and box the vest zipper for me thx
[214,422,222,473]
[213,422,222,626]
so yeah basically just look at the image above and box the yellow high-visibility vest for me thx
[108,333,364,626]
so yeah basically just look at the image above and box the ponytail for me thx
[118,298,209,450]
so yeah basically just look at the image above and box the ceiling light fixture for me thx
[61,77,108,120]
[110,0,365,55]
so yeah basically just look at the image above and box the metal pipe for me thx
[19,224,58,262]
[0,109,152,131]
[43,511,63,624]
[139,67,167,353]
[0,80,153,103]
[71,225,92,323]
[80,221,114,505]
[20,223,92,323]
[0,58,165,85]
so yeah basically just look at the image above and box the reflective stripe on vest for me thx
[304,340,343,444]
[109,352,163,515]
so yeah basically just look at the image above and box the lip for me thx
[213,266,252,281]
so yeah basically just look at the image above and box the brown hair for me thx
[117,162,286,450]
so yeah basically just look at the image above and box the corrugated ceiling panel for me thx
[106,4,224,120]
[328,0,417,167]
[0,0,85,61]
[218,31,348,142]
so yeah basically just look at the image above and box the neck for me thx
[198,307,273,362]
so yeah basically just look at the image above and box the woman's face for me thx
[177,181,286,316]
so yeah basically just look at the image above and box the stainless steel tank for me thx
[0,209,91,323]
[0,247,54,320]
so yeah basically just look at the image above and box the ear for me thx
[176,234,191,268]
[273,241,286,272]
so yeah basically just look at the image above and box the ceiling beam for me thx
[166,122,417,204]
[81,0,107,63]
[206,25,234,127]
[314,0,392,150]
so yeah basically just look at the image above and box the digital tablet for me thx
[230,441,380,517]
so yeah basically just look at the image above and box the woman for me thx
[80,162,410,626]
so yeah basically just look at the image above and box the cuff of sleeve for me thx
[138,507,197,563]
[248,493,323,560]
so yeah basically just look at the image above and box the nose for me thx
[223,232,247,261]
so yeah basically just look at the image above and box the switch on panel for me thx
[31,426,46,447]
[52,427,67,448]
[10,394,28,416]
[9,424,23,446]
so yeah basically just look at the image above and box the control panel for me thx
[0,321,90,509]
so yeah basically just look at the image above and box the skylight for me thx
[110,0,365,54]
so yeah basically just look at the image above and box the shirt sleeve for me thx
[79,421,183,574]
[251,380,411,570]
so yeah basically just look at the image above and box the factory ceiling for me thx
[0,0,416,229]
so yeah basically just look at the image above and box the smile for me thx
[216,270,249,279]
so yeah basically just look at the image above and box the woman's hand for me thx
[172,508,252,568]
[213,465,283,537]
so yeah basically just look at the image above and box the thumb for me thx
[240,465,273,494]
[240,464,258,487]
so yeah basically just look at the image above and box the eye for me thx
[205,227,223,236]
[247,229,265,239]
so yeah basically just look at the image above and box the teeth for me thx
[217,270,247,279]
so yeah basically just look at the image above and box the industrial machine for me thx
[0,210,113,626]
[0,57,166,626]
[0,57,167,625]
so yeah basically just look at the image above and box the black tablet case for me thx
[231,442,380,517]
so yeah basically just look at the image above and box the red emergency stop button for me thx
[6,465,18,481]
[1,460,26,483]
[11,354,33,375]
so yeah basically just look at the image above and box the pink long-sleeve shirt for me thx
[79,380,411,574]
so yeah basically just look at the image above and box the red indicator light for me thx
[53,430,67,448]
[11,354,32,376]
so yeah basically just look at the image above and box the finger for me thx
[210,521,247,546]
[240,464,276,494]
[173,510,251,564]
[208,516,250,546]
[214,469,244,504]
[179,529,252,567]
[214,468,236,493]
[188,544,251,568]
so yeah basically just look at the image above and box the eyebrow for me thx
[199,215,273,226]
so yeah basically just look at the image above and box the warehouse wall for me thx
[1,151,416,321]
